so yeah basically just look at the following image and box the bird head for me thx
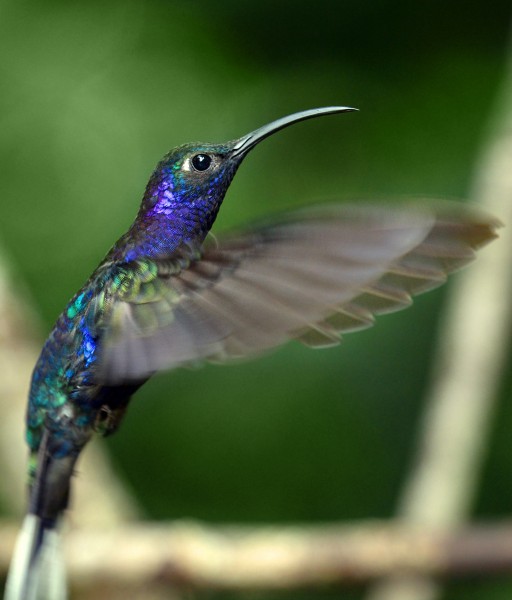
[138,107,357,232]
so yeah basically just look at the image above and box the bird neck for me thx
[112,198,221,264]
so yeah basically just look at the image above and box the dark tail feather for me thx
[5,432,79,600]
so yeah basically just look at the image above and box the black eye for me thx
[191,153,212,172]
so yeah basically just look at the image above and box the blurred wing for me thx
[99,202,500,384]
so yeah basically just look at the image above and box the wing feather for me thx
[98,202,500,383]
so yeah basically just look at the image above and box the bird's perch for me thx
[0,520,511,592]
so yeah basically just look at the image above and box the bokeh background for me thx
[1,1,511,598]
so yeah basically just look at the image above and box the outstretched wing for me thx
[98,202,500,384]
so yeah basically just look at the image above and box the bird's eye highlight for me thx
[191,154,212,172]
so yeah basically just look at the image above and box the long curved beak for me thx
[231,106,358,158]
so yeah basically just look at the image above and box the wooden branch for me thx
[1,520,512,592]
[366,32,512,600]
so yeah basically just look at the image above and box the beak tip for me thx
[333,106,359,113]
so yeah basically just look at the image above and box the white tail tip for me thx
[4,515,67,600]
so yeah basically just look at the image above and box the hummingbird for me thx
[4,107,499,600]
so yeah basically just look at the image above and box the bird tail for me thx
[4,514,66,600]
[4,431,79,600]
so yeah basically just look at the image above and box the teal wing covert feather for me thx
[99,202,499,384]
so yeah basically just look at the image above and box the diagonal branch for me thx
[365,35,512,600]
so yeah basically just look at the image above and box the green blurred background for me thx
[1,1,512,598]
